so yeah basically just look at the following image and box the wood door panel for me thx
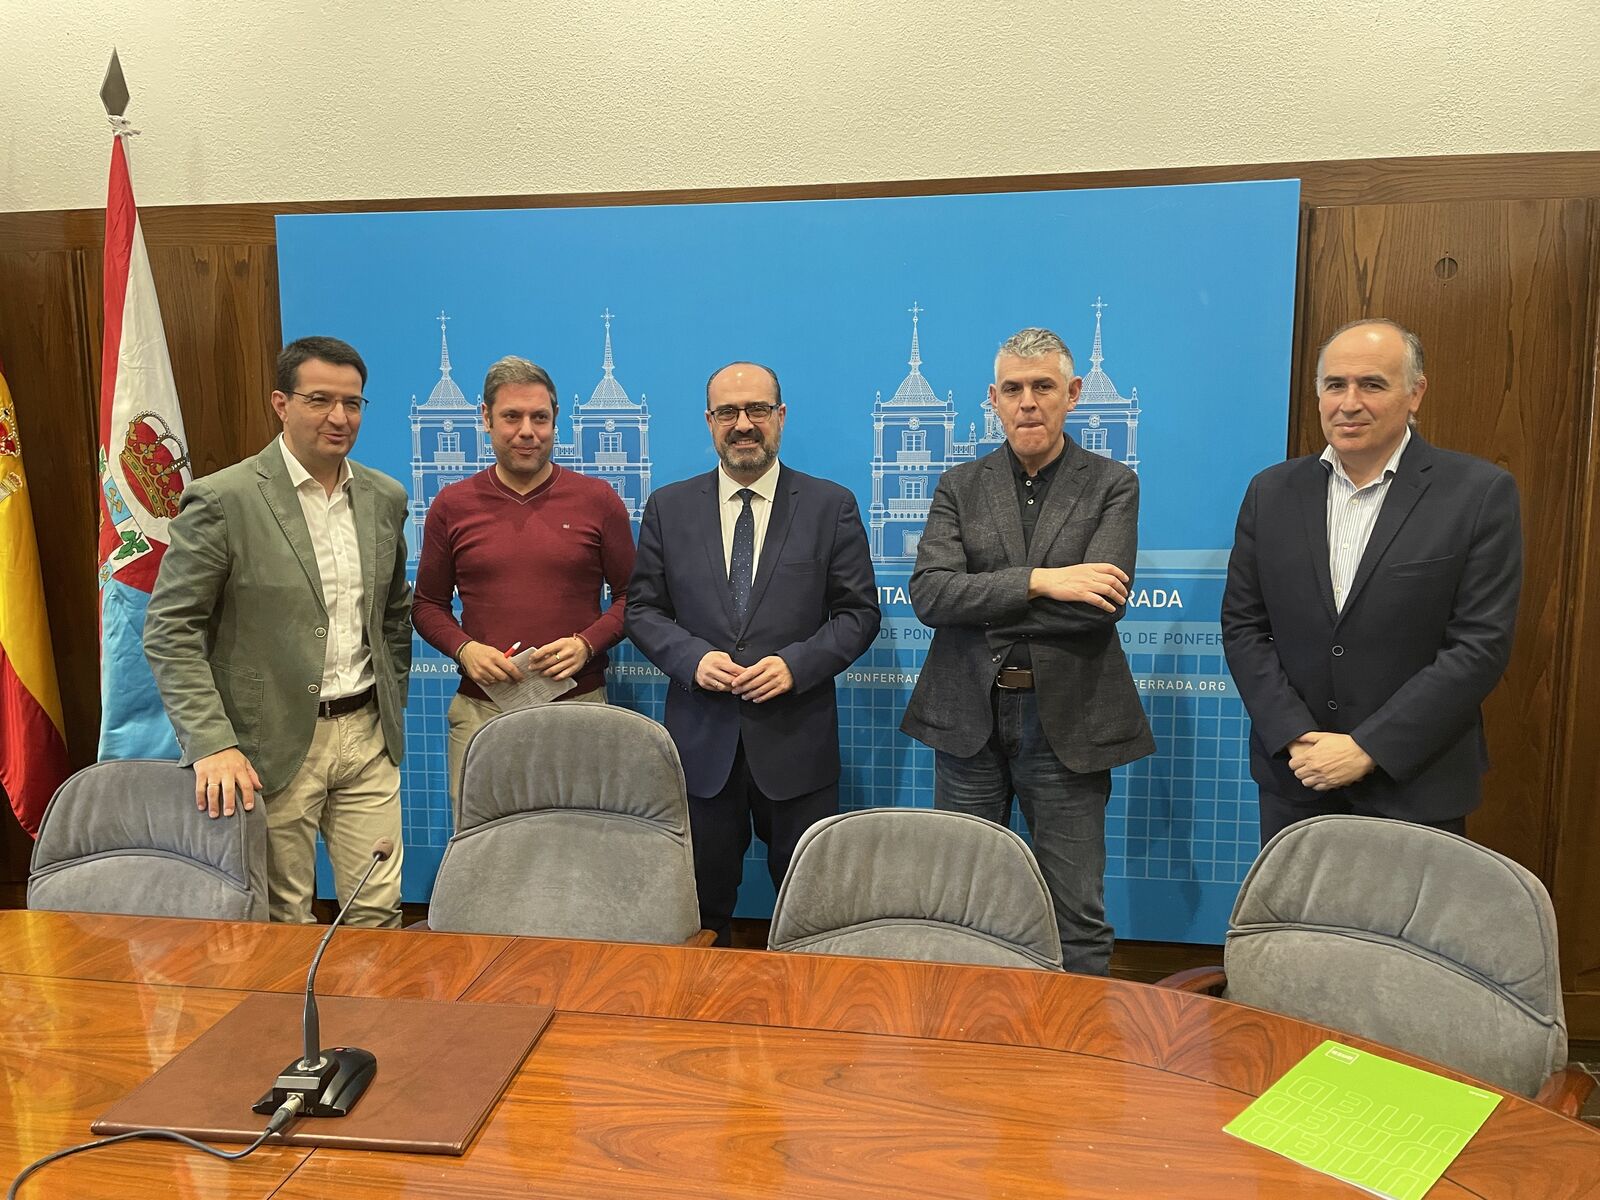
[1296,199,1595,881]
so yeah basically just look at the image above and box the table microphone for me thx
[252,837,395,1119]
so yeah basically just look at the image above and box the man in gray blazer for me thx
[146,336,412,926]
[902,327,1154,975]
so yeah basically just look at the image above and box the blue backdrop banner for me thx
[277,178,1300,941]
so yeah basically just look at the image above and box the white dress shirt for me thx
[279,436,373,697]
[718,460,780,575]
[1321,428,1411,612]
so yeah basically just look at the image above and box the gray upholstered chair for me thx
[28,759,268,921]
[1157,813,1593,1115]
[767,807,1064,970]
[426,704,705,944]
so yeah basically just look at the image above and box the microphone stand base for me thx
[253,1047,378,1118]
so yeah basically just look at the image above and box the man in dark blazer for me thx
[1222,318,1522,844]
[625,362,880,944]
[901,327,1155,975]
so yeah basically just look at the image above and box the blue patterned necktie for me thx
[729,488,755,622]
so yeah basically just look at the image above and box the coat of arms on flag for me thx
[98,409,190,581]
[0,394,24,501]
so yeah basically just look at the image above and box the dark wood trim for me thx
[4,151,1598,252]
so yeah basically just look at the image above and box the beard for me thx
[717,429,778,476]
[496,442,552,481]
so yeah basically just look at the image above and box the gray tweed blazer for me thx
[901,440,1155,773]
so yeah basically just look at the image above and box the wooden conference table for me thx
[2,910,1597,1198]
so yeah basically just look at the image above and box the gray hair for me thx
[994,327,1076,379]
[482,356,559,414]
[1314,318,1426,391]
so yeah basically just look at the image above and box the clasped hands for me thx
[696,651,793,703]
[458,636,591,685]
[1287,731,1375,792]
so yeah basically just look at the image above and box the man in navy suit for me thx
[1222,318,1522,844]
[626,362,880,943]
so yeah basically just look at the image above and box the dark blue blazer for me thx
[1221,435,1522,821]
[624,465,880,800]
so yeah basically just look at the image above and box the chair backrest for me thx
[427,704,701,943]
[28,760,267,922]
[1224,813,1566,1097]
[768,808,1064,970]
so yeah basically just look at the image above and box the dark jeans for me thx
[933,689,1113,976]
[1257,791,1468,845]
[689,739,838,946]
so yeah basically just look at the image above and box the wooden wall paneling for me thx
[1552,208,1600,1033]
[145,243,282,476]
[1290,207,1355,457]
[3,151,1600,255]
[1286,204,1319,457]
[1294,199,1595,882]
[0,249,99,875]
[0,251,100,763]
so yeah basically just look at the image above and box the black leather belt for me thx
[995,666,1035,690]
[317,686,374,719]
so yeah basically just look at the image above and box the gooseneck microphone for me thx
[5,841,401,1195]
[253,837,395,1119]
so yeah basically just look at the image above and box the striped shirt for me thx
[1321,429,1411,612]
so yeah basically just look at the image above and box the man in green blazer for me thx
[146,336,412,926]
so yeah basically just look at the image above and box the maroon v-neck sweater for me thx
[414,465,636,700]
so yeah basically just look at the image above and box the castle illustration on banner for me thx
[404,299,1141,571]
[407,309,653,560]
[868,298,1143,565]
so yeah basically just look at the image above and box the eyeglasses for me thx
[707,402,779,426]
[290,391,368,416]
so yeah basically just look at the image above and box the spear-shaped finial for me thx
[101,49,138,138]
[101,49,130,117]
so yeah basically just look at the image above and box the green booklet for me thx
[1225,1039,1503,1200]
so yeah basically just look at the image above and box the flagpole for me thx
[95,46,191,764]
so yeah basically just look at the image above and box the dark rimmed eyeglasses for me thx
[290,391,368,416]
[707,402,779,426]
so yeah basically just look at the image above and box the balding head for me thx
[705,360,786,485]
[1316,318,1427,486]
[705,361,781,407]
[1315,319,1425,392]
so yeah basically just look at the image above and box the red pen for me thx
[505,641,522,655]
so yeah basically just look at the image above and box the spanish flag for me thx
[0,361,70,835]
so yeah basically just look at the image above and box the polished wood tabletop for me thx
[3,910,1597,1198]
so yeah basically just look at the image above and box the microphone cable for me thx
[6,1092,305,1199]
[14,838,394,1196]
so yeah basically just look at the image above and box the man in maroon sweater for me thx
[414,356,636,820]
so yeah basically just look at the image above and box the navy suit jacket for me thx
[1220,435,1522,822]
[624,464,880,800]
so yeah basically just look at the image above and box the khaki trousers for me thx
[447,686,606,827]
[262,700,403,928]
